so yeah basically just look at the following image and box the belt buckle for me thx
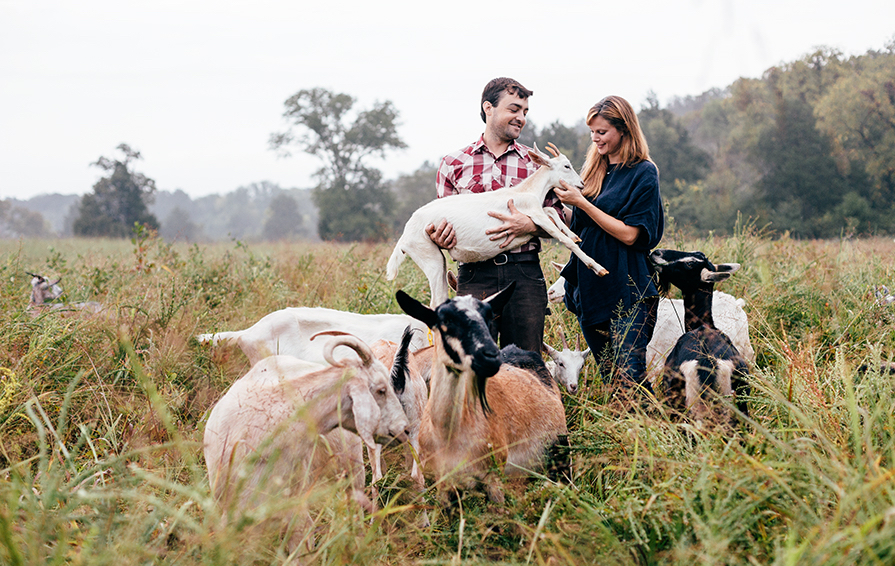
[493,253,509,266]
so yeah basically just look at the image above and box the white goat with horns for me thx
[387,143,608,307]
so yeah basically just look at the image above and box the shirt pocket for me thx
[455,174,484,193]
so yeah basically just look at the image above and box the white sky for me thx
[1,0,893,201]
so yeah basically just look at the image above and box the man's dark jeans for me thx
[457,253,547,353]
[579,295,659,392]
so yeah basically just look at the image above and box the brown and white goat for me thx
[650,249,750,422]
[203,334,410,517]
[396,282,568,504]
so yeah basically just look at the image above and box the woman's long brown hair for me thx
[579,95,653,198]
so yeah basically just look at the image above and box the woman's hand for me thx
[553,179,586,208]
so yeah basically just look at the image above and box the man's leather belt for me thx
[465,252,539,266]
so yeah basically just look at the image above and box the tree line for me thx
[4,39,892,241]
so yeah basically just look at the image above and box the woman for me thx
[553,95,664,393]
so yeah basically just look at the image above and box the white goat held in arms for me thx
[396,282,569,504]
[387,144,608,307]
[195,306,430,366]
[203,334,410,517]
[650,249,751,422]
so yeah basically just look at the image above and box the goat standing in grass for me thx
[396,283,569,505]
[649,249,751,422]
[195,306,429,366]
[387,144,607,307]
[203,334,410,524]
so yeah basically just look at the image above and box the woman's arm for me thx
[553,180,642,246]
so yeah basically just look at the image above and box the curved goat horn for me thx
[546,142,560,158]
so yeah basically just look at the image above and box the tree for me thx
[639,94,711,186]
[388,162,438,235]
[262,194,303,241]
[814,54,895,204]
[73,144,159,237]
[160,207,200,242]
[269,88,406,242]
[0,200,53,238]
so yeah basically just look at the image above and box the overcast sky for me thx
[2,0,893,202]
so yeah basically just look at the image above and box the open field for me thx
[2,226,895,565]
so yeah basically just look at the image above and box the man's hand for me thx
[425,218,457,249]
[485,199,537,249]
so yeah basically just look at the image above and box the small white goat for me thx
[312,327,429,499]
[650,249,751,422]
[203,334,410,517]
[195,307,430,366]
[27,272,105,314]
[542,327,590,394]
[396,282,569,504]
[28,272,62,306]
[387,144,608,307]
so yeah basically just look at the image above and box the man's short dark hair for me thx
[480,77,533,123]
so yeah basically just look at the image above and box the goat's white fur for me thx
[203,336,409,516]
[647,291,753,386]
[195,307,429,366]
[387,145,608,307]
[542,327,590,393]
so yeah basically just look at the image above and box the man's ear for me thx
[482,100,493,119]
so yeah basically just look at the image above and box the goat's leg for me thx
[406,247,450,308]
[542,207,581,242]
[530,212,609,276]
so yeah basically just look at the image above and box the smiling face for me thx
[484,91,529,144]
[588,115,624,163]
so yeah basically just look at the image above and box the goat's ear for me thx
[550,260,565,272]
[700,264,739,283]
[528,144,550,167]
[396,290,438,328]
[542,342,558,357]
[347,380,380,448]
[483,281,516,314]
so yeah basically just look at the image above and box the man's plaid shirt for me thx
[436,136,562,253]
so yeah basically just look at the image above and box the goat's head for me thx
[546,261,567,304]
[529,143,584,191]
[542,328,590,393]
[28,272,63,305]
[649,249,740,295]
[321,334,410,447]
[396,282,516,414]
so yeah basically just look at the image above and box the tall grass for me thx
[2,229,895,564]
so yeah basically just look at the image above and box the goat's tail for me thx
[386,241,406,281]
[195,331,242,347]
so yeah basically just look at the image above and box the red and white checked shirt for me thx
[436,136,562,253]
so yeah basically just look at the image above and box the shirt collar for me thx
[473,135,528,159]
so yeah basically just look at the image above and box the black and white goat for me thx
[649,249,750,422]
[396,282,569,504]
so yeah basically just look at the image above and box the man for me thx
[425,77,562,352]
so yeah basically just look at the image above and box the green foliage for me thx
[73,144,160,238]
[387,161,438,234]
[0,200,53,238]
[2,234,895,564]
[270,88,406,242]
[639,93,712,185]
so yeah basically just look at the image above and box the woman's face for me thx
[588,115,624,163]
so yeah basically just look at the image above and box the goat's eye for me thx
[377,387,387,396]
[564,165,571,169]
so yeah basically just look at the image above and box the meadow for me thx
[2,224,895,565]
